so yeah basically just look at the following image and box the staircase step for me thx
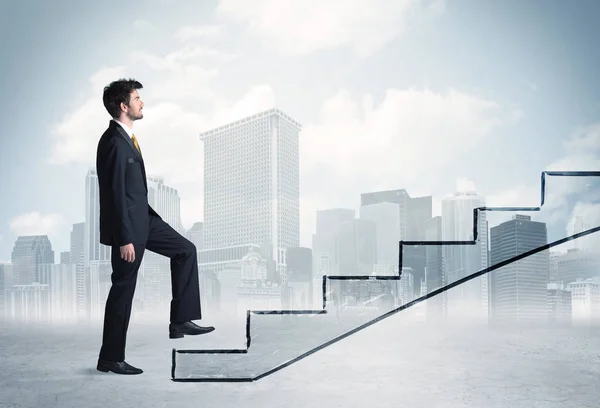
[172,304,397,381]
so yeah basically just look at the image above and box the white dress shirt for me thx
[113,119,135,139]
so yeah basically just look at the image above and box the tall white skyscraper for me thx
[147,175,184,235]
[569,215,594,251]
[442,190,489,322]
[85,169,111,264]
[141,176,184,314]
[69,222,86,319]
[199,108,302,274]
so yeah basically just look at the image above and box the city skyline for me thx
[3,146,599,325]
[4,206,600,327]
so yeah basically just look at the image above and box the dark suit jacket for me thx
[96,120,161,247]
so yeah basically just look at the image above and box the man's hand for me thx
[120,243,135,263]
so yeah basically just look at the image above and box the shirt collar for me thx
[113,119,134,138]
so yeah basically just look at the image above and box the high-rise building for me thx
[85,169,111,265]
[60,251,70,265]
[141,176,184,314]
[11,235,54,285]
[490,214,549,323]
[286,247,313,309]
[360,189,432,241]
[569,215,593,251]
[360,189,432,294]
[336,218,377,276]
[359,202,400,268]
[199,108,302,277]
[312,208,355,277]
[441,190,488,322]
[147,175,184,234]
[554,248,600,285]
[69,222,86,319]
[286,247,312,282]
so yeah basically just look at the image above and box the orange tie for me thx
[131,134,141,154]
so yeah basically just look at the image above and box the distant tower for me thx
[441,190,488,322]
[490,215,549,323]
[11,235,54,285]
[85,168,110,264]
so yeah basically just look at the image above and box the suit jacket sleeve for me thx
[105,138,135,246]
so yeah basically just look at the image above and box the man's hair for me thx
[102,78,143,119]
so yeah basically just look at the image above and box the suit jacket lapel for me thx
[112,121,148,193]
[113,122,143,160]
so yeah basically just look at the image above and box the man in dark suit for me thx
[95,78,214,375]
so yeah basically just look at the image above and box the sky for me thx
[0,0,599,262]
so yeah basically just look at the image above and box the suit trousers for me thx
[99,214,202,362]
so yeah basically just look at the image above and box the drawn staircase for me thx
[171,171,600,382]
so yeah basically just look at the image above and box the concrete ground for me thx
[1,314,599,408]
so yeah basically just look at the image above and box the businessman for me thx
[95,78,214,375]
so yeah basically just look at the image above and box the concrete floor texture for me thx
[1,314,599,408]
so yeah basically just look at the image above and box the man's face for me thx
[123,89,144,121]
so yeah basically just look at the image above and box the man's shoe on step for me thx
[169,321,215,339]
[97,359,143,375]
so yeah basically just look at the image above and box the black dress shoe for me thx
[169,321,215,339]
[97,359,143,375]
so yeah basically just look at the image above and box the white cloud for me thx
[545,124,600,198]
[562,123,600,155]
[126,44,236,105]
[486,183,539,208]
[131,48,229,72]
[216,0,443,56]
[539,124,600,222]
[300,88,508,197]
[567,202,600,230]
[48,66,130,165]
[9,212,63,237]
[90,66,129,91]
[209,84,276,127]
[482,123,600,231]
[174,25,222,42]
[455,178,477,194]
